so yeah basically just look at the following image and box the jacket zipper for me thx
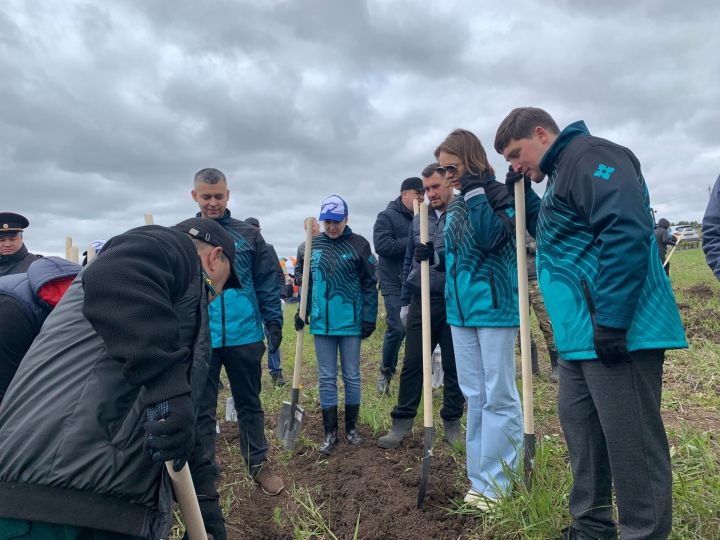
[489,270,498,309]
[580,279,597,329]
[220,293,227,347]
[326,240,335,334]
[451,216,466,326]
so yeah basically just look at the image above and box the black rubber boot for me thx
[377,417,414,449]
[345,404,362,445]
[443,418,463,446]
[319,406,338,455]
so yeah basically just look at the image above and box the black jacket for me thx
[373,197,414,296]
[0,225,210,538]
[653,221,676,262]
[400,204,450,304]
[0,245,42,277]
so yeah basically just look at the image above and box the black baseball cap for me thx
[400,177,424,192]
[173,217,242,290]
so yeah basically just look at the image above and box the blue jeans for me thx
[313,334,362,408]
[451,326,522,498]
[264,324,281,375]
[380,294,405,375]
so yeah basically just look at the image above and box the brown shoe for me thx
[253,463,285,496]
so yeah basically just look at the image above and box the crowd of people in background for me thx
[1,106,718,539]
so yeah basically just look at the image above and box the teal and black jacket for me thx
[444,180,519,328]
[206,210,283,348]
[523,121,687,359]
[302,226,378,336]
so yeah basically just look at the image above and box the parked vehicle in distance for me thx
[671,225,700,241]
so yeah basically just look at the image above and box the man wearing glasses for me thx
[0,213,42,277]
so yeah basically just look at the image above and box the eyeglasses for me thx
[436,164,460,177]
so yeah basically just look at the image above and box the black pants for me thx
[191,341,268,495]
[391,295,465,421]
[559,350,671,540]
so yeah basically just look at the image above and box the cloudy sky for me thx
[3,0,719,259]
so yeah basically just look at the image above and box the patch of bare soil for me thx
[217,411,481,539]
[676,291,720,341]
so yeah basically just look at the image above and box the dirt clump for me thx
[217,411,481,539]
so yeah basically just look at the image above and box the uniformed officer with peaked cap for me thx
[0,212,42,277]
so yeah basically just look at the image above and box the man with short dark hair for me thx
[493,107,688,540]
[0,217,239,540]
[245,216,288,387]
[190,168,285,497]
[373,177,425,394]
[0,213,42,277]
[378,164,465,448]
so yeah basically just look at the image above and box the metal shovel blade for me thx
[417,426,434,508]
[276,388,304,450]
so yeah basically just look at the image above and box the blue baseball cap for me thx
[319,195,348,222]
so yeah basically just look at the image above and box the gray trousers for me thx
[558,350,672,540]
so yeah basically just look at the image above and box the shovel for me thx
[515,179,535,488]
[416,201,434,508]
[277,217,314,449]
[663,236,682,268]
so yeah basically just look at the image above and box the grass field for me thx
[175,248,720,539]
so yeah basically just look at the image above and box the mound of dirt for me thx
[218,411,481,539]
[684,283,714,298]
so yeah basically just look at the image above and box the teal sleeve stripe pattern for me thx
[444,196,518,328]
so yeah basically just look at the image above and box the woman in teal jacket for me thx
[435,129,521,510]
[296,195,378,454]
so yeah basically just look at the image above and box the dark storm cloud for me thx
[2,0,718,258]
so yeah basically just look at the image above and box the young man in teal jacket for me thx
[190,168,285,497]
[493,108,687,540]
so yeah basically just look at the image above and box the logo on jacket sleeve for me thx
[593,163,616,180]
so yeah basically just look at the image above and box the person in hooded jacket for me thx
[0,217,240,540]
[493,107,687,540]
[372,178,425,395]
[434,129,522,511]
[0,213,42,277]
[653,218,676,277]
[295,195,378,455]
[0,256,81,404]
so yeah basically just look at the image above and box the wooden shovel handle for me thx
[292,218,314,389]
[514,182,534,435]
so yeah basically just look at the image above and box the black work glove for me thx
[361,321,376,339]
[294,311,308,331]
[266,320,282,353]
[504,165,530,195]
[593,325,633,367]
[459,173,490,196]
[144,393,195,472]
[414,241,434,263]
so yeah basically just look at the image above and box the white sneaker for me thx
[463,489,497,512]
